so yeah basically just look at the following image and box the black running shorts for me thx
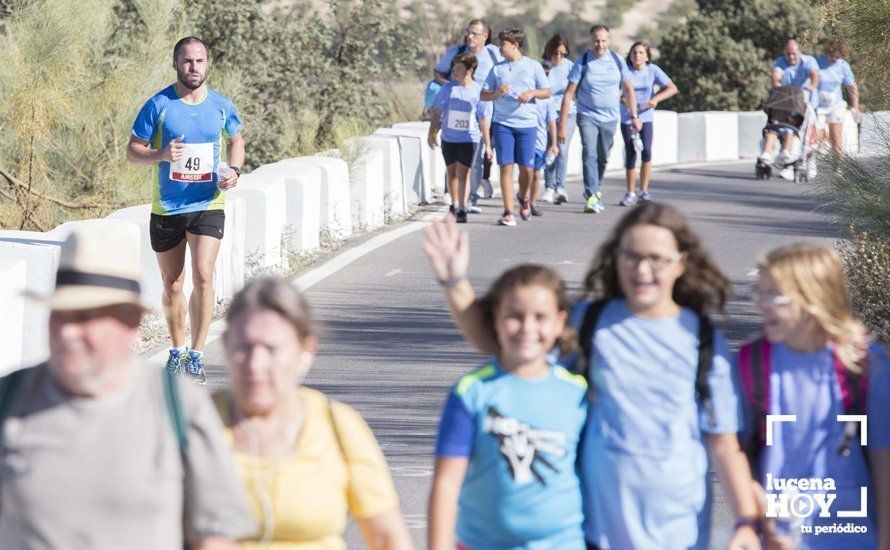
[441,141,478,168]
[149,210,225,253]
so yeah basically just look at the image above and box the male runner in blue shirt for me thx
[126,36,244,384]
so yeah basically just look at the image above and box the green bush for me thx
[839,230,890,345]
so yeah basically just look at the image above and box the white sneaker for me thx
[555,188,568,204]
[541,188,555,203]
[774,151,789,167]
[619,192,637,206]
[467,204,482,214]
[481,179,494,198]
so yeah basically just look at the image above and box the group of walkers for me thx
[422,203,889,549]
[427,22,680,226]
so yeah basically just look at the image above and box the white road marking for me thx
[385,268,403,277]
[145,209,446,364]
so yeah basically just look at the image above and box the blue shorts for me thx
[534,149,547,171]
[492,122,536,167]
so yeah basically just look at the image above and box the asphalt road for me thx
[193,161,835,548]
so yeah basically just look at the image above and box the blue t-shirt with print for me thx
[568,50,630,122]
[547,58,577,116]
[435,361,588,550]
[816,56,855,108]
[433,82,490,144]
[132,85,242,216]
[620,63,672,124]
[435,44,503,87]
[740,342,889,549]
[484,57,551,129]
[559,299,741,550]
[535,97,558,152]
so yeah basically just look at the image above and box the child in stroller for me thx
[755,86,820,182]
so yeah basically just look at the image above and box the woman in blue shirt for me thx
[619,41,678,206]
[541,34,575,206]
[816,39,860,160]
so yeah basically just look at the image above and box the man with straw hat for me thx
[0,224,256,548]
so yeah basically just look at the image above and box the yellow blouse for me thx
[216,388,400,549]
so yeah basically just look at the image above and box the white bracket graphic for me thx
[765,415,797,446]
[837,487,869,518]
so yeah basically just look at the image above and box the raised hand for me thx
[421,215,469,284]
[164,135,185,163]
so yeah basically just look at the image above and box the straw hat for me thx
[26,224,149,311]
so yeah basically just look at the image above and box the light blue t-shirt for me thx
[773,54,819,91]
[535,97,558,152]
[435,361,588,549]
[562,299,741,549]
[816,56,855,108]
[568,50,631,123]
[620,63,672,124]
[435,44,503,87]
[132,85,242,216]
[742,342,889,549]
[432,81,490,144]
[547,58,577,116]
[484,57,551,129]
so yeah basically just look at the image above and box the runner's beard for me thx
[178,72,206,90]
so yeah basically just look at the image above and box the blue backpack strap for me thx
[579,51,590,84]
[576,299,607,381]
[609,50,625,79]
[696,314,716,428]
[162,369,188,457]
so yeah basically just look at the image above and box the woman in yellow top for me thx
[216,276,413,549]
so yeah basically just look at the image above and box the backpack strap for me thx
[0,369,26,449]
[696,314,716,427]
[487,46,498,68]
[575,299,607,380]
[579,51,590,85]
[739,337,771,475]
[162,369,188,457]
[609,50,625,79]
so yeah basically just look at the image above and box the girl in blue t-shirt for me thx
[428,53,493,224]
[742,243,889,549]
[422,203,761,549]
[424,222,587,549]
[618,41,678,206]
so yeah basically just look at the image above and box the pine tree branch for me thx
[0,165,115,210]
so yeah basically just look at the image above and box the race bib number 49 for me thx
[446,110,472,132]
[170,142,213,183]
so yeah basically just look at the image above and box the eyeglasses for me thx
[752,291,792,308]
[467,31,486,38]
[616,249,684,272]
[554,50,568,57]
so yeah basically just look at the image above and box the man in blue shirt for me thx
[126,37,244,384]
[759,39,819,165]
[434,20,503,212]
[558,25,641,214]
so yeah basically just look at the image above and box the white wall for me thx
[0,260,26,374]
[678,112,740,163]
[738,111,768,159]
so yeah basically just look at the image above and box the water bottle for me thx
[632,132,643,154]
[216,161,231,191]
[545,150,557,166]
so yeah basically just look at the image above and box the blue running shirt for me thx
[433,82,490,144]
[620,64,672,124]
[436,362,588,549]
[816,56,855,108]
[132,85,242,215]
[484,57,551,129]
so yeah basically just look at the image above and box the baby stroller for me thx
[755,87,819,182]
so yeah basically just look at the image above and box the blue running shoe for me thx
[165,348,188,376]
[186,350,208,385]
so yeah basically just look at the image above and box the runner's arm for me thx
[428,457,469,550]
[806,68,819,93]
[428,109,443,149]
[226,133,245,170]
[649,82,679,107]
[421,216,498,355]
[434,70,450,85]
[479,118,493,157]
[771,68,782,88]
[480,89,498,101]
[848,82,860,111]
[707,433,761,549]
[558,83,577,142]
[126,135,178,165]
[873,448,890,550]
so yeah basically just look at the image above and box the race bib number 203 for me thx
[170,142,214,183]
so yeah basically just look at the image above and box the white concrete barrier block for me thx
[678,111,740,163]
[362,135,407,219]
[347,144,386,231]
[107,205,170,311]
[0,260,26,375]
[374,128,433,204]
[651,111,679,166]
[370,130,423,207]
[842,111,859,155]
[227,172,287,270]
[392,122,446,194]
[253,162,323,252]
[859,112,890,157]
[0,231,63,367]
[278,156,352,240]
[738,111,768,159]
[216,195,247,301]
